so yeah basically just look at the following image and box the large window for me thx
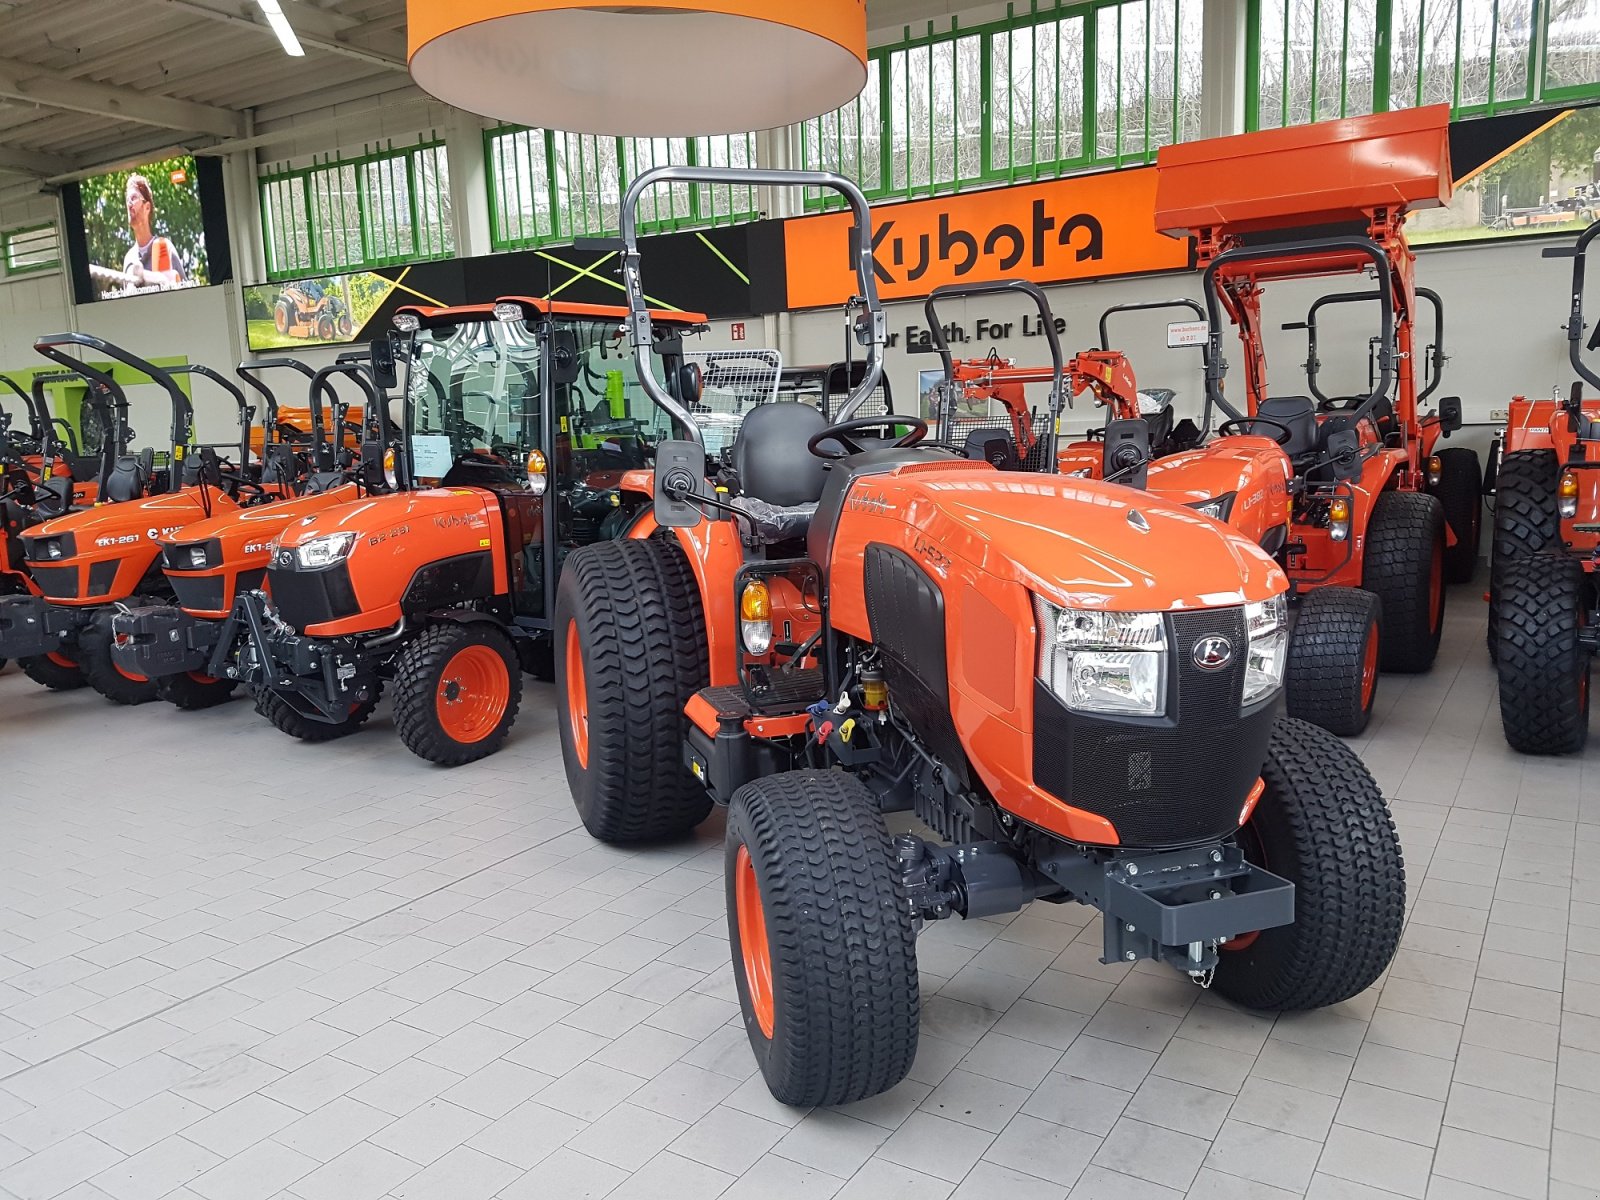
[258,141,454,280]
[486,128,759,251]
[2,222,60,275]
[800,1,1204,207]
[1250,0,1600,129]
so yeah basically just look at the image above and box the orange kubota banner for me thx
[784,166,1190,310]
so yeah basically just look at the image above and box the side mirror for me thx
[1438,395,1463,435]
[1102,418,1150,489]
[1325,426,1362,481]
[654,439,705,529]
[369,337,398,391]
[551,330,581,387]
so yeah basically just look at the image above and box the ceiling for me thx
[0,0,956,183]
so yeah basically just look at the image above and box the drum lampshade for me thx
[407,0,868,136]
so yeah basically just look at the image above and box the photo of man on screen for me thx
[78,156,209,300]
[119,174,186,290]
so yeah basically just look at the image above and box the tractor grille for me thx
[266,563,358,631]
[169,573,225,615]
[29,564,78,600]
[1032,606,1275,849]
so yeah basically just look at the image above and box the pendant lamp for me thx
[408,0,868,136]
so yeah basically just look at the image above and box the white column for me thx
[445,109,492,258]
[1201,0,1249,140]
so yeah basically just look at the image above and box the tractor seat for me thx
[730,402,831,541]
[103,447,154,503]
[1257,396,1318,459]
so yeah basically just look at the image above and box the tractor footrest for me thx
[700,666,824,721]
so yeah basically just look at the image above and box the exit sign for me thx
[730,322,746,341]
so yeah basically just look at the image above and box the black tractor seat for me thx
[728,401,831,542]
[103,447,155,503]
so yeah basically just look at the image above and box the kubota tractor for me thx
[0,334,291,704]
[555,166,1404,1109]
[1489,219,1600,753]
[108,361,375,709]
[222,296,711,764]
[1154,106,1475,685]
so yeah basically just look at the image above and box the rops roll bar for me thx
[1543,219,1600,395]
[167,364,251,469]
[34,332,195,494]
[924,279,1066,473]
[1202,237,1396,426]
[309,361,383,476]
[1289,286,1445,405]
[616,166,885,447]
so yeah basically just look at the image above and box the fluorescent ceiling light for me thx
[256,0,305,57]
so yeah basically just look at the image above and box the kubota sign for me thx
[783,166,1188,309]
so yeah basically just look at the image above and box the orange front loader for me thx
[553,165,1405,1111]
[1154,105,1478,681]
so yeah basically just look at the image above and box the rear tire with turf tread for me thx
[557,537,711,843]
[1495,553,1591,755]
[725,768,919,1106]
[1361,490,1445,673]
[1284,586,1381,737]
[156,672,238,710]
[19,652,85,691]
[79,604,161,705]
[253,682,379,742]
[1433,446,1483,583]
[1487,448,1559,658]
[392,621,523,765]
[1212,717,1404,1010]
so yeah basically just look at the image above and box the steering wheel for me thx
[1317,395,1366,412]
[1218,416,1294,446]
[807,416,929,460]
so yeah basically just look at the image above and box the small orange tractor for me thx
[1489,219,1600,753]
[1153,106,1478,686]
[273,280,354,343]
[555,165,1404,1109]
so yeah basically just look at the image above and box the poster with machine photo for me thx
[62,154,231,303]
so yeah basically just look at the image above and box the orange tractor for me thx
[555,166,1404,1108]
[1489,219,1600,753]
[273,280,354,343]
[1153,106,1477,686]
[210,297,712,764]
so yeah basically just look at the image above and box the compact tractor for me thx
[109,361,373,709]
[211,296,710,764]
[273,280,355,343]
[1490,218,1600,753]
[0,334,284,704]
[555,166,1404,1109]
[1154,106,1477,689]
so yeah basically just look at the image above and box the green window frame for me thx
[258,140,454,280]
[799,0,1204,210]
[2,222,60,275]
[485,127,760,252]
[1247,0,1600,131]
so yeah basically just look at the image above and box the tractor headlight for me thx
[1186,492,1236,522]
[42,539,64,560]
[1560,471,1579,519]
[293,531,356,569]
[1243,595,1288,705]
[1034,596,1167,716]
[392,313,421,333]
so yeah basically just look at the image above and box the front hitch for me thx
[0,594,85,659]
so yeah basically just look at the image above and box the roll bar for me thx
[308,361,381,473]
[167,364,251,469]
[1097,298,1208,360]
[1202,237,1395,425]
[33,367,123,489]
[1290,286,1445,405]
[1543,219,1600,395]
[236,358,316,445]
[616,166,885,446]
[924,279,1066,472]
[0,374,43,445]
[34,332,195,494]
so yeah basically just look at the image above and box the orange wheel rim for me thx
[735,844,775,1039]
[434,643,509,744]
[46,651,73,669]
[1360,621,1380,708]
[565,621,588,769]
[188,672,219,685]
[1222,930,1261,953]
[1429,538,1444,630]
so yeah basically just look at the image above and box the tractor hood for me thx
[162,483,361,550]
[26,487,233,551]
[863,466,1286,611]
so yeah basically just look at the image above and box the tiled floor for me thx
[0,580,1595,1200]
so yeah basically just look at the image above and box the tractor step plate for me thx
[698,666,824,720]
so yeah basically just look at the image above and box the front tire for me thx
[1496,554,1591,755]
[1284,587,1381,737]
[1212,718,1404,1011]
[393,621,522,765]
[79,607,161,705]
[556,538,711,843]
[726,769,919,1107]
[1433,447,1483,583]
[1488,449,1559,658]
[253,684,378,742]
[1361,490,1445,673]
[19,650,86,691]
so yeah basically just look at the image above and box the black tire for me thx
[1361,490,1445,673]
[556,538,711,843]
[519,637,555,683]
[1495,554,1591,755]
[725,769,919,1106]
[79,607,161,705]
[156,671,238,710]
[393,621,522,766]
[253,683,378,742]
[1213,717,1405,1010]
[1284,586,1381,737]
[19,651,86,691]
[1487,449,1559,658]
[1433,447,1483,584]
